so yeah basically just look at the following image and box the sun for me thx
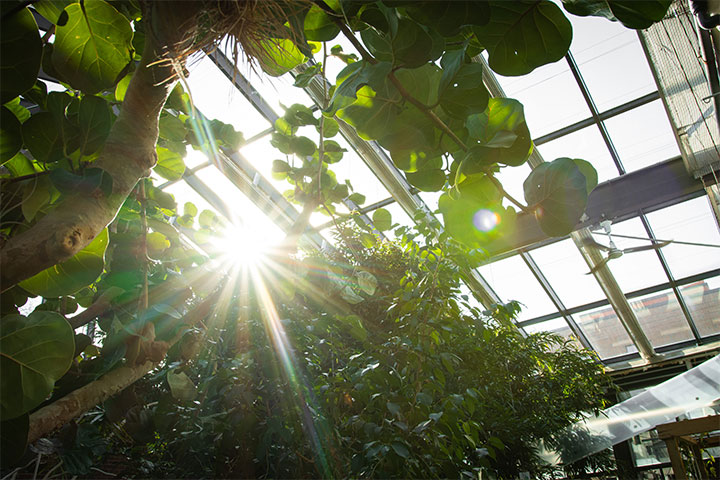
[210,224,270,268]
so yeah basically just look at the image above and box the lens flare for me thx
[211,225,268,267]
[473,209,500,232]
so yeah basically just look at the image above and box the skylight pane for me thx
[490,58,591,138]
[574,304,637,359]
[193,166,285,242]
[592,217,668,293]
[327,139,393,205]
[646,196,720,280]
[628,288,694,348]
[477,255,557,321]
[603,100,680,172]
[239,134,298,197]
[163,180,216,216]
[528,239,606,308]
[494,164,531,210]
[186,55,271,137]
[679,276,720,338]
[242,67,314,117]
[536,125,619,182]
[569,15,656,112]
[523,317,584,350]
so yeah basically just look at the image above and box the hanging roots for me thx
[147,0,316,74]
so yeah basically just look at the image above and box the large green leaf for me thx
[154,147,186,181]
[338,84,402,141]
[406,1,491,36]
[361,18,435,68]
[438,63,489,119]
[462,98,533,170]
[304,4,341,41]
[438,191,516,248]
[523,158,589,236]
[372,208,393,231]
[0,311,75,420]
[562,0,670,29]
[20,229,109,298]
[77,95,112,155]
[52,0,134,94]
[256,38,307,77]
[474,1,572,76]
[329,60,393,113]
[21,112,65,163]
[1,106,23,163]
[406,169,446,192]
[0,7,42,104]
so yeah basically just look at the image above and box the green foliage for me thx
[51,0,134,93]
[20,229,109,298]
[84,230,611,479]
[0,6,42,104]
[0,311,75,420]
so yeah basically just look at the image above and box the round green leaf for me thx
[523,158,588,236]
[52,0,134,93]
[572,158,598,194]
[77,95,112,155]
[159,112,187,142]
[154,147,186,181]
[474,1,572,76]
[304,4,341,41]
[183,202,198,218]
[147,231,170,254]
[290,136,317,157]
[318,116,340,138]
[0,7,42,104]
[19,229,109,298]
[356,271,378,295]
[372,208,392,231]
[198,209,218,228]
[167,368,197,402]
[256,38,307,77]
[1,106,23,163]
[21,112,64,163]
[406,169,446,192]
[439,63,490,119]
[0,311,75,420]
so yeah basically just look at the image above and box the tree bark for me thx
[27,288,219,443]
[0,32,177,292]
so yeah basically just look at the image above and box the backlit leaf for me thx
[0,311,74,420]
[1,106,23,163]
[19,229,109,297]
[474,1,572,76]
[523,157,588,236]
[372,208,392,231]
[0,7,42,104]
[52,0,134,93]
[154,147,185,181]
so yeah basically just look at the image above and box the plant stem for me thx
[0,170,51,185]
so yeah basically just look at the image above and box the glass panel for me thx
[495,164,531,210]
[592,217,669,293]
[163,180,216,215]
[575,303,637,359]
[536,125,619,182]
[242,67,314,117]
[569,15,656,112]
[528,239,606,308]
[628,288,694,347]
[680,276,720,338]
[604,100,681,172]
[381,202,414,240]
[523,317,584,350]
[327,137,393,205]
[491,57,591,138]
[646,196,720,280]
[477,255,557,321]
[193,166,285,243]
[186,55,271,137]
[238,135,296,196]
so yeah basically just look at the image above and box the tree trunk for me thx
[0,31,177,292]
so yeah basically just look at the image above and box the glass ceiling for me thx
[157,17,719,365]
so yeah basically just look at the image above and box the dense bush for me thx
[73,229,612,479]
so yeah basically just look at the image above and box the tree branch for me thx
[0,28,177,292]
[28,287,221,444]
